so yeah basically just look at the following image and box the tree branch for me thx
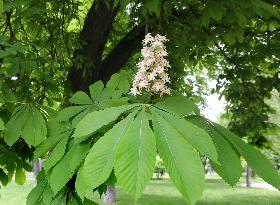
[68,0,119,92]
[98,23,146,83]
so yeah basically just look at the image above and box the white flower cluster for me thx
[130,33,171,96]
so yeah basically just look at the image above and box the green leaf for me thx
[5,105,29,146]
[68,193,98,205]
[42,184,54,205]
[152,111,205,204]
[115,111,156,198]
[72,104,140,139]
[49,191,67,205]
[213,123,280,190]
[155,95,199,116]
[15,167,26,185]
[70,91,93,105]
[21,106,47,146]
[57,106,89,122]
[26,171,47,205]
[75,111,138,199]
[88,72,131,109]
[153,108,218,164]
[106,71,131,94]
[5,105,47,146]
[208,125,243,186]
[99,87,115,101]
[50,141,91,195]
[99,97,129,109]
[89,81,104,102]
[34,120,70,159]
[71,106,98,127]
[186,116,242,186]
[0,118,5,130]
[44,133,69,172]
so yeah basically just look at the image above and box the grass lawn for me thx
[1,178,280,205]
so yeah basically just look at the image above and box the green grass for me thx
[1,178,280,205]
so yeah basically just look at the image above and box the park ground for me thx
[1,177,280,205]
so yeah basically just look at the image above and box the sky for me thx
[201,80,226,122]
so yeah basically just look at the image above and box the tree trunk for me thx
[32,158,42,185]
[68,0,145,92]
[246,166,252,188]
[98,23,145,83]
[103,185,117,203]
[68,0,119,92]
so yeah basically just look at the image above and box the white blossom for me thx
[130,33,171,97]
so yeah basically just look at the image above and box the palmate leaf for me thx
[71,106,98,128]
[72,104,140,139]
[26,171,48,205]
[155,95,200,116]
[68,192,98,205]
[58,74,131,127]
[49,191,67,205]
[34,120,71,159]
[187,116,243,186]
[208,126,243,186]
[153,107,219,164]
[89,81,104,102]
[115,111,156,199]
[75,110,139,199]
[44,133,70,172]
[5,105,29,146]
[49,141,91,195]
[213,123,280,190]
[106,70,131,94]
[57,92,97,127]
[70,91,93,105]
[88,73,130,109]
[57,105,90,122]
[42,184,54,205]
[151,110,205,205]
[5,105,47,146]
[58,89,98,123]
[21,105,47,146]
[58,105,98,128]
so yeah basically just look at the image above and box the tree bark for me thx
[246,166,252,188]
[98,23,145,83]
[103,185,117,203]
[68,0,146,92]
[68,0,119,92]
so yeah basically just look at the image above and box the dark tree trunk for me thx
[68,0,119,92]
[99,24,145,83]
[246,166,252,188]
[68,0,145,92]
